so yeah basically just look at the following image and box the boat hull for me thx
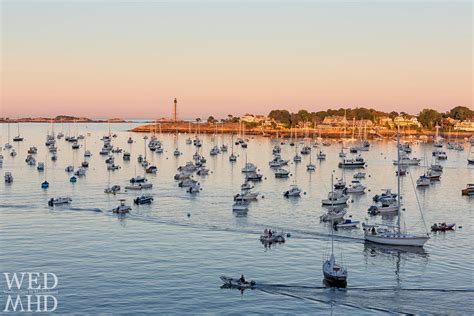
[364,234,429,247]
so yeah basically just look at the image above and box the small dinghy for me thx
[260,229,285,243]
[48,197,72,206]
[104,185,121,194]
[431,222,455,232]
[134,195,154,205]
[111,199,131,214]
[220,276,255,289]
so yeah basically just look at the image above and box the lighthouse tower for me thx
[173,98,178,122]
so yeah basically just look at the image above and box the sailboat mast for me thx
[396,125,401,232]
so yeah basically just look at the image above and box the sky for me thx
[1,0,472,119]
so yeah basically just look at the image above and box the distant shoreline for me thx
[131,121,474,140]
[0,118,130,123]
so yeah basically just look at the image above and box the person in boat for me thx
[264,228,268,236]
[268,229,272,237]
[240,275,246,284]
[371,227,376,235]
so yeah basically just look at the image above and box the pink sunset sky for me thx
[1,1,472,119]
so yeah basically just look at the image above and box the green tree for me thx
[418,109,442,129]
[207,116,216,124]
[448,106,474,121]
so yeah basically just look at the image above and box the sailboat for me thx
[323,219,348,287]
[173,128,181,156]
[467,143,474,164]
[186,121,192,144]
[364,127,430,247]
[13,122,24,142]
[4,122,12,149]
[306,150,316,171]
[229,134,237,162]
[41,158,49,189]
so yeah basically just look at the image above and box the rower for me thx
[240,275,246,283]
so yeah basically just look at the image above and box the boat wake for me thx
[248,283,474,314]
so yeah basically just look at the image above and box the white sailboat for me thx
[364,127,430,247]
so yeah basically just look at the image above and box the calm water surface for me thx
[1,123,473,314]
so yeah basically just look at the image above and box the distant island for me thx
[0,115,127,123]
[132,106,474,139]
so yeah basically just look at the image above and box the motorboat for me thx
[111,199,131,214]
[395,165,407,176]
[10,149,17,157]
[338,156,365,168]
[306,163,316,171]
[104,185,121,194]
[241,181,254,191]
[133,195,154,205]
[368,199,399,215]
[284,184,301,197]
[4,172,13,183]
[232,197,249,214]
[336,219,360,229]
[41,181,49,189]
[70,175,77,183]
[346,180,366,193]
[123,152,131,160]
[65,165,74,172]
[130,176,147,183]
[72,142,80,149]
[145,165,157,174]
[275,168,290,178]
[372,189,397,202]
[431,164,443,172]
[178,178,197,188]
[81,161,89,168]
[74,167,86,176]
[353,172,366,179]
[25,155,36,165]
[220,276,255,289]
[322,178,349,206]
[320,207,347,222]
[234,189,259,201]
[431,222,455,232]
[229,153,237,162]
[220,144,228,152]
[293,154,302,162]
[432,149,447,160]
[37,162,45,171]
[107,163,120,171]
[269,157,289,168]
[461,184,474,196]
[426,169,441,181]
[393,153,420,166]
[125,183,152,190]
[245,171,263,182]
[48,197,72,206]
[127,137,133,144]
[300,146,311,155]
[196,167,209,176]
[28,146,38,154]
[187,183,201,193]
[173,148,181,156]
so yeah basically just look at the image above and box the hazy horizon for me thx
[1,1,472,119]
